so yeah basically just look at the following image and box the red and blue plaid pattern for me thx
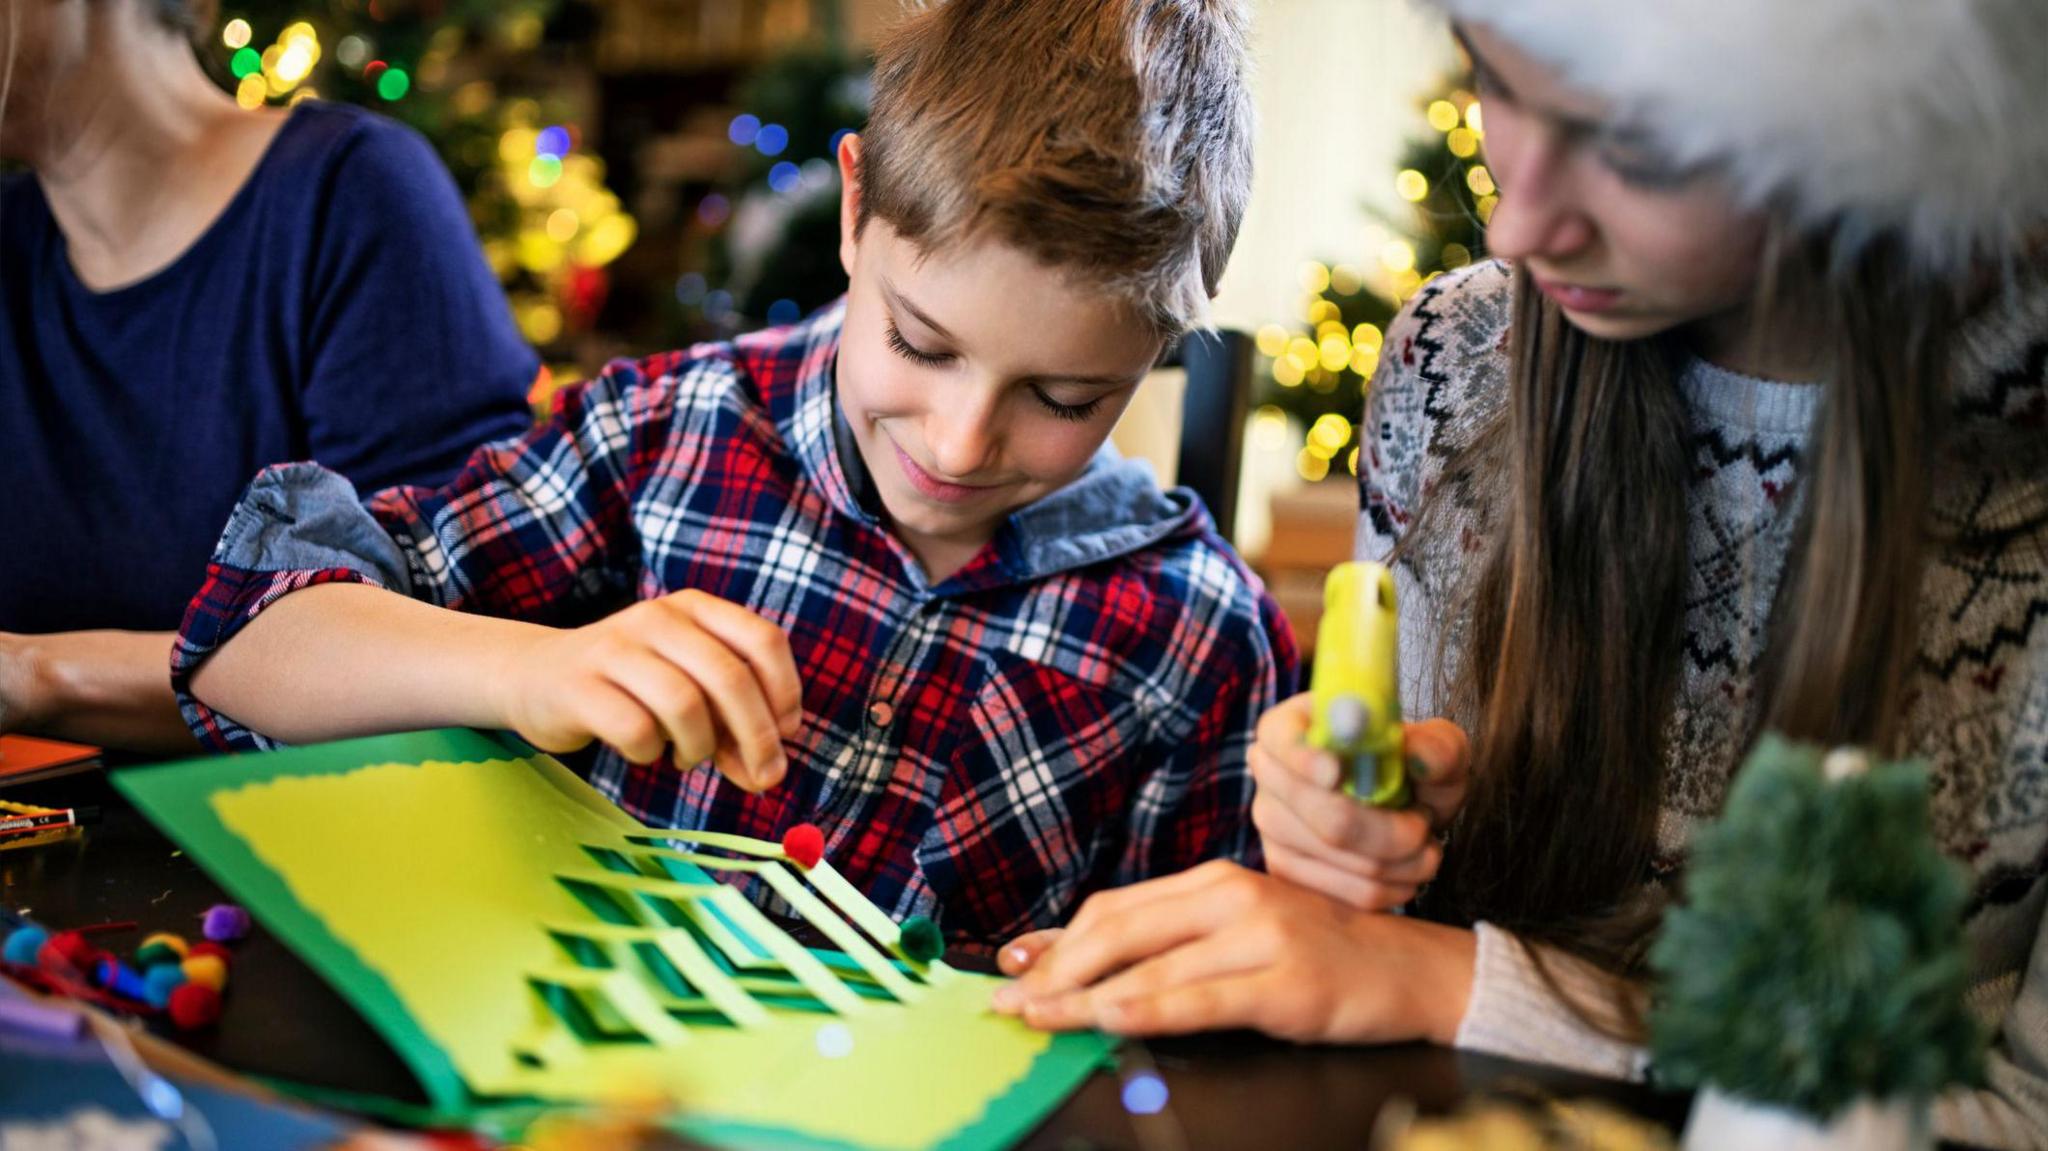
[174,303,1298,947]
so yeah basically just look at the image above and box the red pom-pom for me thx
[167,982,222,1030]
[781,823,825,869]
[187,941,233,965]
[38,931,100,978]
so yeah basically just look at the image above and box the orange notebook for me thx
[0,734,103,788]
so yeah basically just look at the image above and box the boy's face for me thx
[835,137,1166,568]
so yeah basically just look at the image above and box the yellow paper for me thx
[213,758,1057,1151]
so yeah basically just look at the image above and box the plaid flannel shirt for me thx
[173,301,1297,947]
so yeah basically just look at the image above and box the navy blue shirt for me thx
[0,102,537,633]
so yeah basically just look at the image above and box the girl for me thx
[994,3,2048,1145]
[0,0,536,750]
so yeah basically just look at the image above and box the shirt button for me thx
[868,700,896,728]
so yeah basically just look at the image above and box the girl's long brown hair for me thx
[1415,241,1955,1029]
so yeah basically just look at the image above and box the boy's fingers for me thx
[675,593,805,730]
[580,680,672,766]
[645,617,788,785]
[602,647,716,765]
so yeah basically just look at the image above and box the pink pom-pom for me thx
[781,823,825,869]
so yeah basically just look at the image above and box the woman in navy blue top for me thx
[0,0,537,749]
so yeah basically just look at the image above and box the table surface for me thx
[1,768,1699,1150]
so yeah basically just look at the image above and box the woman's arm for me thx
[0,630,197,754]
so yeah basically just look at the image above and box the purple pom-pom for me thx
[202,904,251,943]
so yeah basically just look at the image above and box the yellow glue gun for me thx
[1306,561,1410,808]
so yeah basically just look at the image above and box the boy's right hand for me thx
[495,589,803,793]
[1250,693,1469,911]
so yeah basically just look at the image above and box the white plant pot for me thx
[1683,1086,1929,1151]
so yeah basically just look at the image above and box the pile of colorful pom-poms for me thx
[0,903,251,1031]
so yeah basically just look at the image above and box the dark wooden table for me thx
[3,769,1695,1150]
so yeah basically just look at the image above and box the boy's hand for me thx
[1250,694,1469,910]
[495,590,803,792]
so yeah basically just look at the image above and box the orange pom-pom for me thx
[167,982,222,1030]
[182,954,229,992]
[780,823,825,869]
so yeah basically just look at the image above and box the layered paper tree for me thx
[116,730,1108,1151]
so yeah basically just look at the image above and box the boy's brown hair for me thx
[858,0,1255,337]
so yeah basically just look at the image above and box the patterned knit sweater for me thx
[1357,259,2048,1148]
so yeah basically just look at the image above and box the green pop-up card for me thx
[115,729,1110,1150]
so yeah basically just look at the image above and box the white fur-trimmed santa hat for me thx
[1432,0,2048,274]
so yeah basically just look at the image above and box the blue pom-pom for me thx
[3,925,48,967]
[105,960,150,1002]
[143,963,187,1008]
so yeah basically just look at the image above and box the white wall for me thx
[1212,0,1456,331]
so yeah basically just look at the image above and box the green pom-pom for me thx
[898,916,944,964]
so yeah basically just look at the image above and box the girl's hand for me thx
[991,861,1475,1043]
[495,589,803,792]
[1251,694,1470,910]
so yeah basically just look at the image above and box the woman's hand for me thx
[992,861,1475,1043]
[1251,694,1470,910]
[0,633,54,734]
[494,589,803,792]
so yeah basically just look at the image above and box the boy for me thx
[174,0,1294,948]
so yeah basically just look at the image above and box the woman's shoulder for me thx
[1378,258,1516,418]
[1360,260,1513,535]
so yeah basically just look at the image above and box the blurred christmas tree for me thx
[1252,77,1493,486]
[204,1,638,361]
[672,42,869,337]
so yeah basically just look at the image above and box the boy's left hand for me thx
[990,861,1474,1044]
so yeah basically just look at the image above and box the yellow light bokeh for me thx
[222,18,252,49]
[1395,169,1429,203]
[1286,337,1320,373]
[1331,264,1362,295]
[1319,334,1351,373]
[234,74,268,109]
[1477,194,1499,224]
[1252,406,1289,450]
[1352,322,1384,350]
[546,208,581,244]
[1348,446,1362,476]
[1379,239,1417,274]
[1447,128,1479,159]
[1309,413,1352,453]
[1464,101,1484,136]
[1296,447,1332,483]
[1273,358,1305,389]
[273,42,315,85]
[1255,324,1290,359]
[1351,345,1380,377]
[500,128,539,165]
[1306,299,1341,327]
[288,87,320,106]
[1466,165,1496,197]
[1299,262,1331,295]
[1441,243,1473,269]
[1426,100,1460,133]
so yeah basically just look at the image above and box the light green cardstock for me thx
[115,729,1111,1151]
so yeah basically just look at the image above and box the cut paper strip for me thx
[114,729,1109,1151]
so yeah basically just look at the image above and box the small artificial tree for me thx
[1649,735,1985,1128]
